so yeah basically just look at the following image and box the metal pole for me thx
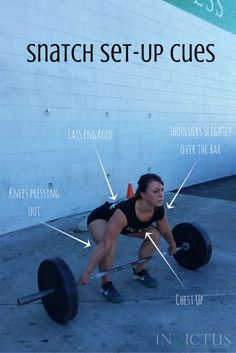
[17,288,55,306]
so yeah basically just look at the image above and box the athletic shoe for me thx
[132,268,158,288]
[100,281,123,303]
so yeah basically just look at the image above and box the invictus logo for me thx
[156,333,231,347]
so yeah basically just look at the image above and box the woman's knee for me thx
[88,219,107,244]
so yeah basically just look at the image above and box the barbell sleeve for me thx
[17,288,55,306]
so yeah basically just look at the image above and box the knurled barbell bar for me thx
[17,222,212,325]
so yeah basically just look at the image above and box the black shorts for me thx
[87,202,114,227]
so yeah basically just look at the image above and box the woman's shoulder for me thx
[115,197,136,211]
[154,205,165,219]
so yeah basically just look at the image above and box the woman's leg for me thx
[136,225,161,272]
[88,219,116,284]
[125,225,161,272]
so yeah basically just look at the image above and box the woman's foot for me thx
[101,281,124,303]
[132,268,158,288]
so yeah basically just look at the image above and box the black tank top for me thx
[109,197,165,234]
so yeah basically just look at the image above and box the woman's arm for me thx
[80,209,127,284]
[156,214,177,255]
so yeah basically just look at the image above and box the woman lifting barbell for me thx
[80,173,177,303]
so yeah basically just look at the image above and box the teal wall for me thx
[163,0,236,35]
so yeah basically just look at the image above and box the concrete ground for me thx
[1,178,236,353]
[174,175,236,202]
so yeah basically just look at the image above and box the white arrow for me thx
[145,232,186,290]
[166,159,199,209]
[94,147,118,201]
[39,221,91,248]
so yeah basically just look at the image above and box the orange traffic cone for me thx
[126,182,134,199]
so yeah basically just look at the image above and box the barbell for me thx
[17,222,212,325]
